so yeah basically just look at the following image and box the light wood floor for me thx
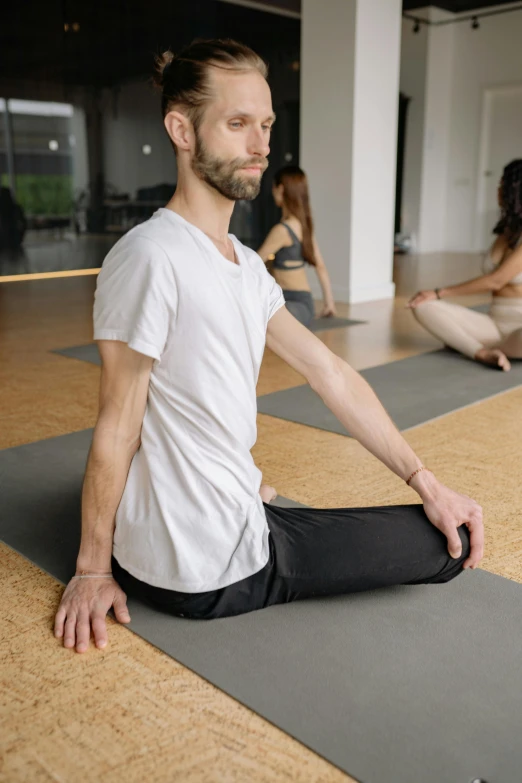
[2,253,520,782]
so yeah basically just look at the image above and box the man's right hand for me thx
[259,483,278,503]
[54,576,131,653]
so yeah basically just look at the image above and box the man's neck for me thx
[166,177,235,243]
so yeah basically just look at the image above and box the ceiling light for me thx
[142,144,152,155]
[413,20,421,33]
[49,140,59,151]
[471,16,480,29]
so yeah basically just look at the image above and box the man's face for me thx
[192,68,274,201]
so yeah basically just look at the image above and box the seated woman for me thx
[257,165,336,328]
[408,159,522,371]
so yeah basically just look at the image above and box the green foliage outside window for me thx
[1,174,73,215]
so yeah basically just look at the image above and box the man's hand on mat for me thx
[406,290,438,308]
[259,484,278,503]
[54,577,131,653]
[412,475,484,569]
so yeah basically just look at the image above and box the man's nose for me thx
[248,126,270,158]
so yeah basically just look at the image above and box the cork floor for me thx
[2,254,520,782]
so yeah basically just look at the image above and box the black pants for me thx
[112,503,471,621]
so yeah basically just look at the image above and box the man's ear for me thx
[164,111,194,152]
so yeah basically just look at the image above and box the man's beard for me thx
[192,132,267,201]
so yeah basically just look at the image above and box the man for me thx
[55,39,483,653]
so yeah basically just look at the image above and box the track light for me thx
[413,20,421,33]
[471,16,480,29]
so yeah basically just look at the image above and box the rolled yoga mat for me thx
[1,428,522,783]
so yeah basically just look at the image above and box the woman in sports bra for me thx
[257,165,336,328]
[407,159,522,371]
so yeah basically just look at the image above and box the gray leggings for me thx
[283,290,315,328]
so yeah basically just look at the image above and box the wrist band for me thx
[406,466,431,486]
[434,288,441,299]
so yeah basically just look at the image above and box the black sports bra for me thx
[272,223,306,270]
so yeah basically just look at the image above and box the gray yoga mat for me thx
[51,302,492,369]
[50,303,490,367]
[51,318,364,367]
[53,343,101,366]
[272,494,308,508]
[257,349,522,435]
[471,302,490,313]
[310,316,365,332]
[2,428,522,783]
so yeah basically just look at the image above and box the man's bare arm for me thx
[54,340,153,652]
[266,307,484,567]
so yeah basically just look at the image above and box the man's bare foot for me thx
[259,484,277,503]
[475,348,511,371]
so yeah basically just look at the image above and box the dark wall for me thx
[1,0,301,247]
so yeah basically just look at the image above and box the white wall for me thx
[400,2,522,253]
[102,81,177,198]
[446,3,522,251]
[417,8,455,252]
[400,13,429,247]
[400,6,455,253]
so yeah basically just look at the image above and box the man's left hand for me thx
[415,478,484,569]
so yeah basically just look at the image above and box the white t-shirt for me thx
[93,208,285,592]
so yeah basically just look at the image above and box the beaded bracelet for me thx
[405,466,431,486]
[72,572,113,580]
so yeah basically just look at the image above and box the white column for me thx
[417,8,455,253]
[400,10,430,250]
[300,0,402,304]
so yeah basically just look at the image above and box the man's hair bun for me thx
[152,50,175,89]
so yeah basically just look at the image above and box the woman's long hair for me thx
[274,166,316,266]
[493,159,522,248]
